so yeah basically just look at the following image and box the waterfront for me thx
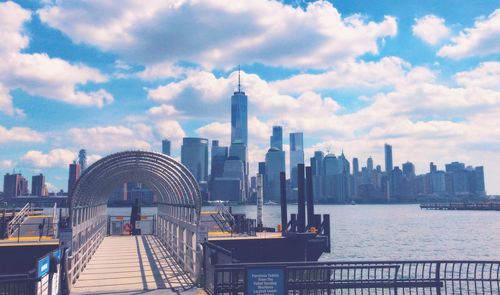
[107,204,499,261]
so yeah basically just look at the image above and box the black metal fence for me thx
[210,260,500,294]
[0,274,38,295]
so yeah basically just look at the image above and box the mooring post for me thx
[297,164,306,232]
[279,172,287,235]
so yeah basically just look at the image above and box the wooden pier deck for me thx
[420,202,500,211]
[71,235,202,294]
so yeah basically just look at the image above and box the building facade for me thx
[181,137,209,183]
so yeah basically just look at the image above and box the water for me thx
[107,204,499,261]
[230,204,500,261]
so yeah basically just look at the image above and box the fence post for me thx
[435,262,441,295]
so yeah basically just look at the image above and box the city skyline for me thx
[0,1,499,194]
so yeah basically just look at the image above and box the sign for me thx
[37,255,50,295]
[247,268,284,295]
[51,250,61,295]
[37,255,50,279]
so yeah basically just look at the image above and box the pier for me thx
[420,202,500,211]
[71,235,196,294]
[1,151,499,295]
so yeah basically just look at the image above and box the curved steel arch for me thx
[70,150,201,223]
[66,151,203,284]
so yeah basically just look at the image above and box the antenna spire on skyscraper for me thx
[238,64,241,92]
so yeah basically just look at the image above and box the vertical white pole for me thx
[257,174,264,228]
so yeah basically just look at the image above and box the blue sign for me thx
[247,268,284,295]
[37,255,50,278]
[52,249,61,260]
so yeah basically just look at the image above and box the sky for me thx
[0,0,499,194]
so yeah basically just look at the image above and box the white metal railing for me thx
[7,202,32,237]
[67,220,106,288]
[155,215,201,281]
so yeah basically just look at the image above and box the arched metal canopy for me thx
[70,151,201,222]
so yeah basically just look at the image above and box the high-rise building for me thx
[3,173,28,198]
[32,174,47,197]
[474,166,486,196]
[68,162,81,196]
[270,126,283,150]
[231,71,248,146]
[402,162,415,178]
[229,141,248,200]
[310,151,324,199]
[162,139,171,156]
[181,137,209,183]
[264,147,286,201]
[352,158,360,176]
[210,140,228,180]
[289,132,304,189]
[445,161,465,172]
[367,157,374,171]
[430,162,437,173]
[79,149,87,171]
[384,144,393,173]
[258,162,266,175]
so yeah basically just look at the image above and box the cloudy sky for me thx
[0,0,499,194]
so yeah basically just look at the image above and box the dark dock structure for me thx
[420,202,500,211]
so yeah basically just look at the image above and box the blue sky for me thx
[0,0,499,194]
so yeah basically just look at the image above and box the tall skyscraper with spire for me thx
[231,67,248,146]
[229,66,249,200]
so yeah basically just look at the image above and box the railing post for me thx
[435,262,441,295]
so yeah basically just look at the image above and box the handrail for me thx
[214,203,234,232]
[7,202,32,237]
[67,220,106,286]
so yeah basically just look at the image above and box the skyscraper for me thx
[289,132,304,189]
[264,147,286,201]
[310,151,324,199]
[270,126,283,150]
[162,139,171,156]
[231,70,248,146]
[32,174,47,197]
[79,149,87,171]
[384,144,393,173]
[367,157,374,171]
[181,137,209,183]
[68,162,81,196]
[402,161,415,178]
[3,173,28,198]
[352,158,360,176]
[210,140,228,180]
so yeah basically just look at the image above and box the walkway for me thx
[72,235,201,294]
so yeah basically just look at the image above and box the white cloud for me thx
[271,57,410,93]
[45,182,58,193]
[68,126,152,153]
[21,148,76,168]
[39,0,397,69]
[454,61,500,90]
[148,70,342,126]
[136,61,186,80]
[438,9,500,58]
[20,148,101,169]
[147,104,182,117]
[412,15,450,45]
[196,122,231,146]
[0,83,24,117]
[0,160,14,169]
[0,125,45,143]
[153,120,186,146]
[0,1,112,116]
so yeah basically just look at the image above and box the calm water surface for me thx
[108,204,499,261]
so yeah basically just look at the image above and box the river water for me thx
[109,204,499,261]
